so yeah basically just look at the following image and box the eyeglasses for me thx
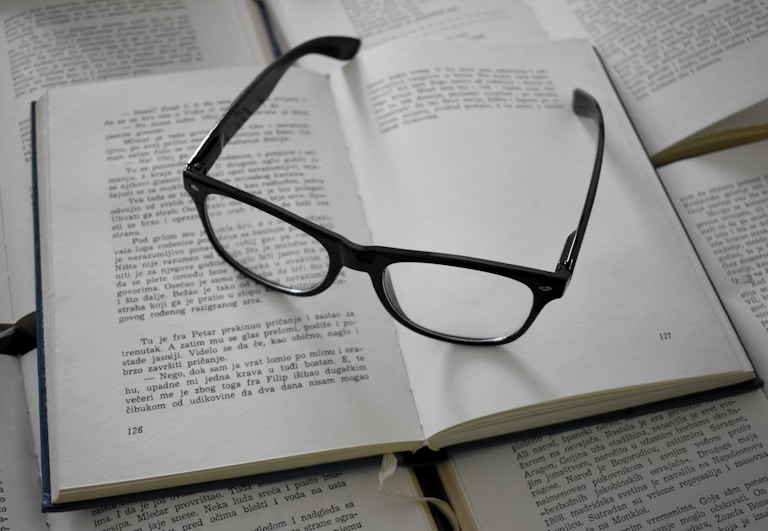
[184,36,605,346]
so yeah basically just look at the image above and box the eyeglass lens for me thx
[205,193,331,291]
[383,262,534,341]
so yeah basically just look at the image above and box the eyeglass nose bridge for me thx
[328,240,418,335]
[333,237,381,272]
[324,238,400,297]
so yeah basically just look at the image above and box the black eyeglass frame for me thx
[183,36,605,346]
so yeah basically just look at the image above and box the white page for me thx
[0,0,269,322]
[658,140,768,380]
[330,39,752,442]
[38,66,422,503]
[533,0,768,156]
[15,352,434,530]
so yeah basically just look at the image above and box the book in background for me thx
[441,389,768,530]
[261,0,768,165]
[0,0,273,325]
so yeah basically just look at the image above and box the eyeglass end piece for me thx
[558,230,578,272]
[295,36,361,62]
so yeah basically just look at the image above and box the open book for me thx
[33,37,755,506]
[261,0,768,166]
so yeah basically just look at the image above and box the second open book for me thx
[34,38,755,506]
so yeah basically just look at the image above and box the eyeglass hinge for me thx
[557,259,574,273]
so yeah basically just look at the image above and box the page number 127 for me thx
[659,332,672,341]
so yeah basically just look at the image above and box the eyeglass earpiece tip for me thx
[337,36,362,60]
[572,88,599,118]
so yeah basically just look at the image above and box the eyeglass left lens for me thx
[204,193,331,292]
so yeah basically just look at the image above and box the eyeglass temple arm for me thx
[188,36,361,173]
[558,88,605,274]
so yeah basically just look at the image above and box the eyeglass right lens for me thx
[382,262,534,342]
[204,193,331,292]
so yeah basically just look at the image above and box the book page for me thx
[14,354,434,530]
[533,0,768,156]
[263,0,547,71]
[657,140,768,380]
[0,355,50,530]
[329,39,752,444]
[37,66,422,503]
[47,462,435,531]
[0,198,12,323]
[442,390,768,531]
[0,0,269,322]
